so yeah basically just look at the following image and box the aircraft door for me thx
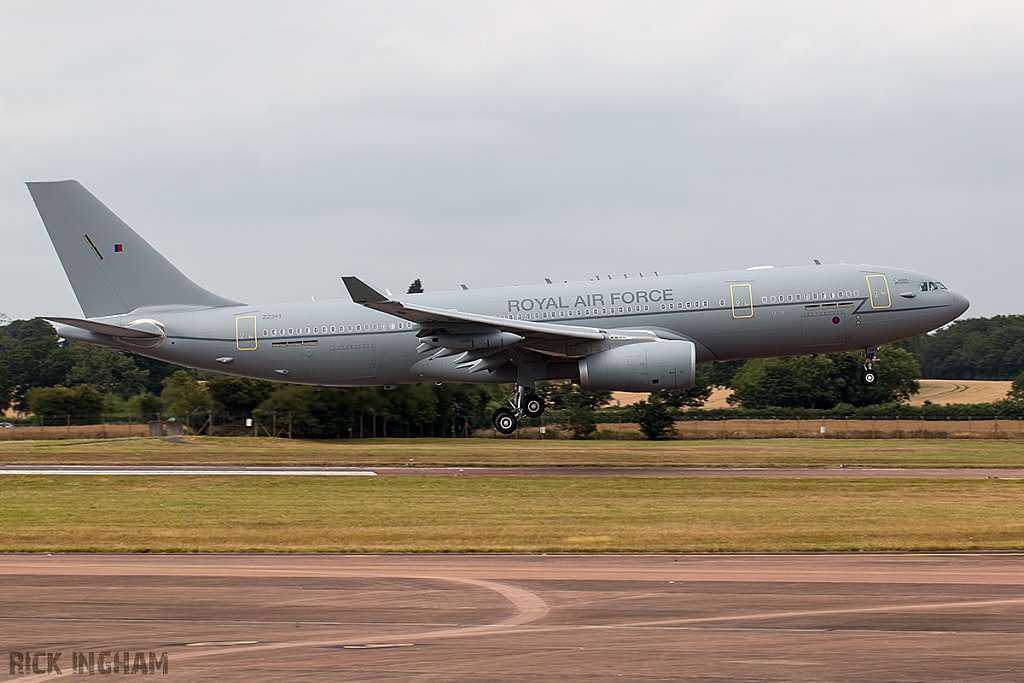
[730,284,754,318]
[235,315,257,350]
[866,274,891,309]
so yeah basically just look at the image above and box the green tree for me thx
[632,393,676,440]
[26,385,105,418]
[207,376,276,412]
[160,371,212,420]
[834,347,920,406]
[0,323,14,411]
[256,385,320,437]
[537,382,611,410]
[64,343,150,398]
[701,360,747,388]
[729,355,841,409]
[127,392,162,421]
[537,382,609,439]
[407,279,424,294]
[1,319,73,411]
[133,355,191,395]
[1010,371,1024,401]
[662,366,714,408]
[898,315,1024,379]
[728,349,920,409]
[562,405,597,439]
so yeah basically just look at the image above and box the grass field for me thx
[1,475,1023,552]
[2,436,1024,467]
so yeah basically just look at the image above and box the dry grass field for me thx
[1,435,1024,467]
[2,475,1023,552]
[912,379,1014,405]
[612,379,1015,409]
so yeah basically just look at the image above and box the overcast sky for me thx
[2,1,1022,320]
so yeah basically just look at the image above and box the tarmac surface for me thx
[3,464,1024,478]
[3,553,1024,681]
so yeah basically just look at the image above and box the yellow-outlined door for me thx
[865,274,891,309]
[730,284,754,318]
[236,315,258,350]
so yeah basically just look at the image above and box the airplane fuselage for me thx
[56,263,969,388]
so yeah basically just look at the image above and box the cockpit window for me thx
[935,282,947,289]
[922,281,948,291]
[919,282,928,292]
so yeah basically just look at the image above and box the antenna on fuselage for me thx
[813,259,822,265]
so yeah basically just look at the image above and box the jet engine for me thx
[578,340,695,392]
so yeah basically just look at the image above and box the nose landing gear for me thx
[860,346,880,386]
[492,385,546,435]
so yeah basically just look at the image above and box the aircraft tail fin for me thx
[27,180,242,318]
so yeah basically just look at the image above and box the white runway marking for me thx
[0,467,377,476]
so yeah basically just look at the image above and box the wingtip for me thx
[342,276,390,305]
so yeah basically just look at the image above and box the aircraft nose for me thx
[951,292,970,318]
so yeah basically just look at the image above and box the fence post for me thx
[66,414,71,439]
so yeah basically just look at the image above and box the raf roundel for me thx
[832,316,841,324]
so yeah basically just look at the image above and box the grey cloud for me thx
[1,1,1022,318]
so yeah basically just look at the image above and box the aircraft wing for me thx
[343,277,608,342]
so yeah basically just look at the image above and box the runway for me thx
[3,553,1024,681]
[3,464,1023,478]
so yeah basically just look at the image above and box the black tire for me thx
[860,369,878,386]
[492,408,518,435]
[523,393,545,419]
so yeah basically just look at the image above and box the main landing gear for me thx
[860,346,880,386]
[492,385,546,435]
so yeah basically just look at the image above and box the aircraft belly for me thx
[684,307,800,361]
[329,344,377,381]
[801,309,848,347]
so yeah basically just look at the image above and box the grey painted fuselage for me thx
[60,264,969,387]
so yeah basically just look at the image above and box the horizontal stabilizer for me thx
[44,317,164,340]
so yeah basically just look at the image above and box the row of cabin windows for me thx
[262,321,412,337]
[761,290,859,304]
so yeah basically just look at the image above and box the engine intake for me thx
[579,340,695,392]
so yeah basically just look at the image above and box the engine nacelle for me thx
[578,340,696,392]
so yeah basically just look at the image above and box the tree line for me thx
[2,313,1023,439]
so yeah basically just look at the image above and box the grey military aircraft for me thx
[28,180,969,434]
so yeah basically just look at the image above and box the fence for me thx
[4,415,1024,441]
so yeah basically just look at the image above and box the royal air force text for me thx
[507,289,674,313]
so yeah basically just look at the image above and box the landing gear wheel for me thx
[860,369,878,386]
[523,392,545,419]
[492,408,518,435]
